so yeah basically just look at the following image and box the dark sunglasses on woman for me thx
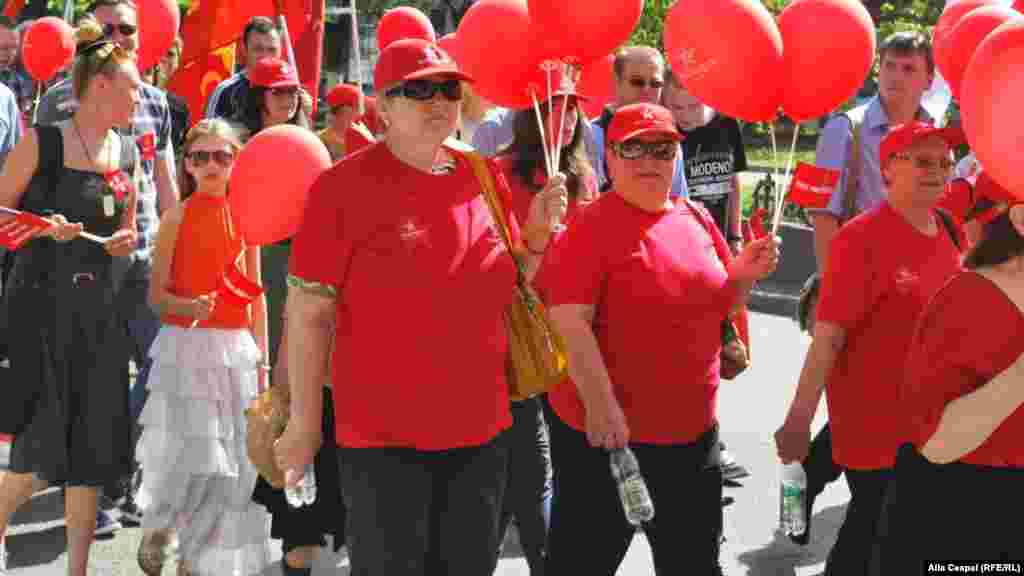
[611,140,678,161]
[186,150,235,166]
[384,78,463,102]
[103,23,137,37]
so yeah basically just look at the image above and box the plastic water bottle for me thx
[285,463,317,508]
[779,462,808,539]
[609,447,655,525]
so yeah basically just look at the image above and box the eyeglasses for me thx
[611,140,678,161]
[891,153,954,171]
[269,86,300,97]
[186,150,234,166]
[628,77,665,89]
[384,78,462,102]
[102,23,138,38]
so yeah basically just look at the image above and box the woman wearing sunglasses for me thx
[230,56,345,576]
[540,103,779,575]
[489,86,598,574]
[275,38,565,574]
[873,173,1024,572]
[0,21,140,576]
[135,119,270,576]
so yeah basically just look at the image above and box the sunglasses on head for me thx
[384,78,462,102]
[103,23,137,37]
[186,150,234,166]
[628,77,664,89]
[611,139,678,161]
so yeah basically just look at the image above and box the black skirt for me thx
[252,386,345,551]
[873,443,1024,574]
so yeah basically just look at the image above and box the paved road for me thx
[2,311,846,575]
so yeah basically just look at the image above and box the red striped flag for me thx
[0,208,51,250]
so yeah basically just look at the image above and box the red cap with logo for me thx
[879,121,964,164]
[326,84,362,109]
[374,38,472,90]
[249,57,300,89]
[606,103,683,144]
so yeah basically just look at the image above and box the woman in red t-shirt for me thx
[541,103,779,575]
[874,176,1024,572]
[273,39,567,574]
[490,88,597,574]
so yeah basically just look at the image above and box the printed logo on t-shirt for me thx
[893,267,920,293]
[397,218,428,248]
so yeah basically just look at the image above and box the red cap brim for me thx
[615,126,684,143]
[405,67,474,84]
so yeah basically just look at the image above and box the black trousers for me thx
[806,422,844,499]
[545,413,723,576]
[338,433,509,576]
[824,467,894,576]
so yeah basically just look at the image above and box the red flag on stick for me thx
[2,0,27,19]
[215,255,264,308]
[787,162,840,209]
[0,208,51,250]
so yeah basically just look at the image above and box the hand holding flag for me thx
[0,208,55,250]
[189,251,264,328]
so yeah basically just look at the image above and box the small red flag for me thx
[214,255,264,308]
[787,162,840,209]
[1,0,27,19]
[0,209,52,250]
[749,208,768,240]
[137,132,156,161]
[103,170,133,202]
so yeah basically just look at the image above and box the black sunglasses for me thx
[384,78,462,102]
[103,23,138,37]
[186,150,234,166]
[611,140,678,161]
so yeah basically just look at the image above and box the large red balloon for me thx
[529,0,643,65]
[229,125,332,245]
[663,0,783,122]
[437,32,458,64]
[934,0,999,84]
[1015,0,1024,13]
[457,0,539,109]
[377,7,436,51]
[779,0,875,122]
[22,17,75,82]
[577,54,615,120]
[137,0,181,72]
[960,19,1024,201]
[945,5,1019,100]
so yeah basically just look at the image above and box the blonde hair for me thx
[178,119,244,200]
[72,19,134,99]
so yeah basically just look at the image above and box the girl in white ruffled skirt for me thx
[137,119,270,576]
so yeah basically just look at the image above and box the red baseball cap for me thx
[606,103,683,144]
[374,38,472,90]
[879,121,964,164]
[326,84,361,109]
[249,57,300,89]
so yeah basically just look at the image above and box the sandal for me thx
[137,530,173,576]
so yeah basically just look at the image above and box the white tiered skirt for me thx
[136,325,270,576]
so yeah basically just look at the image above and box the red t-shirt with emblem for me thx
[816,202,962,470]
[903,272,1024,467]
[539,194,739,444]
[288,143,519,450]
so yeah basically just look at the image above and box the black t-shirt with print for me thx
[681,114,747,234]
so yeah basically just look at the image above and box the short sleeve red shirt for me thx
[816,202,962,470]
[288,143,519,450]
[903,272,1024,467]
[493,155,598,225]
[539,193,739,444]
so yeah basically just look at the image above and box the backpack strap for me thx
[935,208,962,252]
[840,111,864,224]
[684,198,732,267]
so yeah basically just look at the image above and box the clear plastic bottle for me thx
[609,447,655,525]
[779,462,807,539]
[285,463,317,508]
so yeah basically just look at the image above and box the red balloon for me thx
[1015,0,1024,13]
[457,0,540,109]
[934,0,1000,84]
[663,0,783,122]
[377,7,436,51]
[529,0,643,65]
[229,125,332,245]
[961,19,1024,202]
[577,54,615,119]
[137,0,181,72]
[437,33,458,64]
[779,0,875,122]
[22,17,75,82]
[945,5,1019,100]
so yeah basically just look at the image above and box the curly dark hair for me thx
[234,84,311,138]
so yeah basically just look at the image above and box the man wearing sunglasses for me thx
[590,46,687,199]
[33,0,179,536]
[205,16,282,121]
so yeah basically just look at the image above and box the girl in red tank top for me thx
[135,119,270,576]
